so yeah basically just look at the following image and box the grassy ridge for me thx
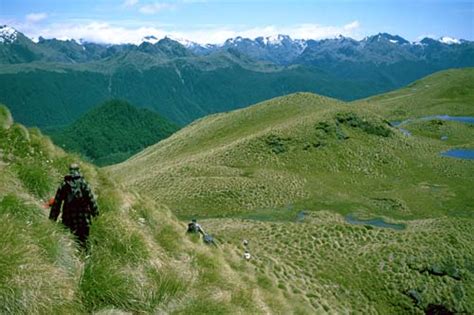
[356,68,474,120]
[106,68,474,313]
[0,104,298,314]
[109,70,474,220]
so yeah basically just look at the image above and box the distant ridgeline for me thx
[49,100,179,166]
[0,25,473,129]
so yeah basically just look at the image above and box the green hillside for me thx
[109,69,474,220]
[49,99,179,166]
[0,104,303,314]
[2,68,473,314]
[0,56,388,129]
[355,67,474,120]
[106,69,473,313]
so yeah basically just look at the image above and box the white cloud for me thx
[26,13,48,23]
[20,20,362,45]
[139,3,176,14]
[29,22,166,44]
[344,20,360,31]
[123,0,139,7]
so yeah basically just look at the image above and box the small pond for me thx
[440,149,474,160]
[435,115,474,124]
[393,115,474,127]
[345,214,406,230]
[391,115,474,137]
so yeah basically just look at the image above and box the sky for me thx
[0,0,473,44]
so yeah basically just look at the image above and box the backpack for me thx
[65,175,84,202]
[187,222,196,233]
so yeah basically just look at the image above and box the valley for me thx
[1,25,473,130]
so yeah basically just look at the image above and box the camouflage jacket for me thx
[49,175,99,228]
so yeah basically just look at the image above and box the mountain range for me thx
[1,25,473,129]
[1,25,470,66]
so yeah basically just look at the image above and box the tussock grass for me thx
[106,69,473,313]
[357,68,474,119]
[0,104,13,129]
[1,105,285,314]
[109,80,473,220]
[204,212,474,314]
[0,198,83,314]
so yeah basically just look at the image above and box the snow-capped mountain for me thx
[214,34,308,64]
[0,25,473,68]
[0,25,18,44]
[362,33,410,45]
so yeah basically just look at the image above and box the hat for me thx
[69,163,81,176]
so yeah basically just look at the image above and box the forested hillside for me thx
[50,100,179,165]
[1,26,473,129]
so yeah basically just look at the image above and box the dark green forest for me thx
[50,100,178,165]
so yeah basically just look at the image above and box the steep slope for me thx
[0,56,370,128]
[50,99,179,166]
[0,104,300,314]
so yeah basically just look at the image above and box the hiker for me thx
[49,163,99,249]
[187,219,205,235]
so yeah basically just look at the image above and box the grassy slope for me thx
[0,104,300,314]
[109,70,474,220]
[355,67,474,120]
[108,68,473,313]
[204,213,473,314]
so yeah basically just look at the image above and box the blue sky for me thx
[0,0,472,44]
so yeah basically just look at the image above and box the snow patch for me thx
[267,34,284,45]
[0,25,18,44]
[439,36,460,45]
[167,36,201,48]
[389,39,398,44]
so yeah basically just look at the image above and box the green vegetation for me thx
[356,68,474,120]
[1,68,473,314]
[0,104,13,129]
[0,56,397,129]
[204,212,474,314]
[106,69,473,313]
[109,69,474,221]
[0,104,297,314]
[49,99,178,166]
